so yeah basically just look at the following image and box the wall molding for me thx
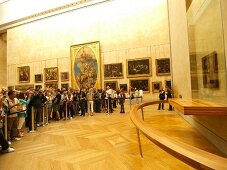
[0,0,113,33]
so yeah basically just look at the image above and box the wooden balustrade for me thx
[130,100,227,169]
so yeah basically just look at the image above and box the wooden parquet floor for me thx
[0,103,223,170]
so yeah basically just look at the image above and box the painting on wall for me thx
[127,58,151,77]
[44,67,58,82]
[129,78,150,92]
[70,41,101,90]
[104,81,118,91]
[18,66,30,83]
[165,80,172,89]
[61,83,69,90]
[15,84,34,92]
[104,63,123,79]
[61,72,69,82]
[45,82,58,90]
[156,58,171,76]
[120,84,128,92]
[152,81,162,93]
[35,85,42,90]
[8,86,14,91]
[202,51,219,88]
[35,74,42,83]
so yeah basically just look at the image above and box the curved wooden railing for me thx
[130,100,227,170]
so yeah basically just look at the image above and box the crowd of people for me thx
[0,85,130,153]
[0,85,171,154]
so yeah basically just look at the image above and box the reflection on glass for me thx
[187,0,226,104]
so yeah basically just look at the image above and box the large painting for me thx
[104,81,118,91]
[71,41,101,89]
[44,67,58,82]
[156,58,171,76]
[18,66,30,83]
[202,51,219,88]
[127,58,151,77]
[129,79,150,92]
[104,63,123,79]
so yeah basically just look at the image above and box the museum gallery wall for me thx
[6,0,171,94]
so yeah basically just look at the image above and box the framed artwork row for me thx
[104,57,171,80]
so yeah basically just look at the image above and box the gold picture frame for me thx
[126,58,152,78]
[8,86,14,91]
[44,67,58,82]
[104,81,118,91]
[152,81,162,93]
[202,51,219,88]
[104,63,123,79]
[15,84,34,92]
[35,85,42,90]
[129,78,150,93]
[35,74,42,83]
[45,81,58,90]
[119,83,128,91]
[70,41,101,89]
[156,58,171,76]
[165,80,172,89]
[61,83,69,90]
[61,72,69,82]
[18,66,30,83]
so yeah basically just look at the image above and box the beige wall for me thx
[0,33,7,88]
[187,0,227,154]
[6,0,171,99]
[168,0,191,99]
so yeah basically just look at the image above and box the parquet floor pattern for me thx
[0,103,222,170]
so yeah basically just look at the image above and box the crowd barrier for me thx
[129,100,227,169]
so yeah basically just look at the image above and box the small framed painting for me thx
[44,67,58,82]
[104,81,118,91]
[18,66,30,83]
[152,82,162,93]
[61,72,69,82]
[35,74,42,83]
[156,58,171,76]
[45,82,58,90]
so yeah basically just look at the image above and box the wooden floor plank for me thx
[0,103,223,170]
